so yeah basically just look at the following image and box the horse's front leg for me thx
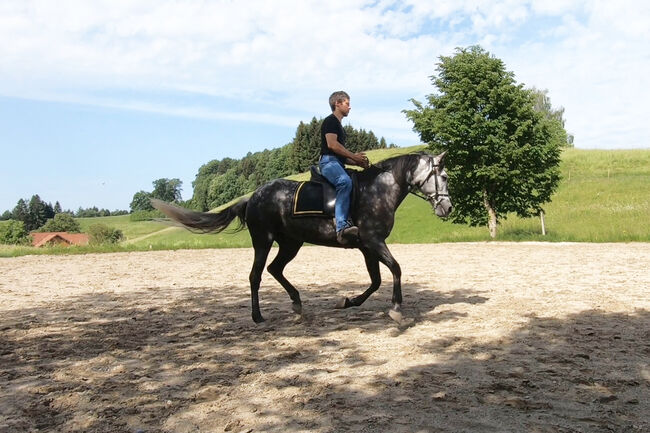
[335,248,381,309]
[336,243,403,323]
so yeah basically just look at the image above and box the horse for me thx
[152,151,452,323]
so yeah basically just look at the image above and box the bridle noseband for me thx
[408,159,449,206]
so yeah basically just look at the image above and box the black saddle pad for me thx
[292,181,334,218]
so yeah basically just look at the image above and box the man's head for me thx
[329,91,350,113]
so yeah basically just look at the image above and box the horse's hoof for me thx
[292,302,303,315]
[252,315,265,324]
[388,308,403,323]
[335,297,350,309]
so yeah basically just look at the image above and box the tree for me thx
[12,195,55,231]
[288,117,322,173]
[530,87,574,148]
[38,213,81,233]
[189,120,389,210]
[11,199,29,226]
[88,224,124,245]
[192,159,241,211]
[28,195,53,231]
[75,206,114,217]
[53,201,62,214]
[0,220,29,245]
[344,127,383,153]
[151,178,183,203]
[404,45,562,238]
[30,195,55,230]
[287,117,386,173]
[130,190,154,212]
[207,168,249,208]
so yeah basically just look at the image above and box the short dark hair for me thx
[329,91,350,111]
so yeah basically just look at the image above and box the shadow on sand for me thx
[1,281,648,433]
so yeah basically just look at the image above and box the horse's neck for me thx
[363,167,411,210]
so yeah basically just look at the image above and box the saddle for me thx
[291,166,357,218]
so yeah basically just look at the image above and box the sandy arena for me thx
[1,243,649,433]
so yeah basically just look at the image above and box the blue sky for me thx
[1,0,649,212]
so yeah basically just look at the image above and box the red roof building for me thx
[31,232,89,248]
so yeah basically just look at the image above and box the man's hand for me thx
[354,152,370,169]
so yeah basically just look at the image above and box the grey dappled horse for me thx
[152,151,452,323]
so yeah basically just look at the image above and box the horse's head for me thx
[408,152,453,218]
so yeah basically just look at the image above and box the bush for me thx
[129,210,164,221]
[88,224,124,245]
[0,220,30,245]
[38,213,81,233]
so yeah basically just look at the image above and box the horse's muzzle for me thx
[434,197,453,218]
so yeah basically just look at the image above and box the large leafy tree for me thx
[207,168,249,207]
[405,46,563,237]
[151,178,183,203]
[131,178,183,212]
[0,220,29,245]
[38,213,81,233]
[130,191,154,212]
[191,159,234,211]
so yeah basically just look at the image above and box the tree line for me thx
[190,118,393,211]
[130,117,394,212]
[0,194,127,245]
[1,196,128,225]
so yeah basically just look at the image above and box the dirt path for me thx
[1,243,649,433]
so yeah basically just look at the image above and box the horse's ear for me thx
[436,151,447,169]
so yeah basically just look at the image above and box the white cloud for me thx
[1,0,649,148]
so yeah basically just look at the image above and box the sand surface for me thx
[1,243,649,433]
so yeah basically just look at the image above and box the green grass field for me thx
[1,147,648,257]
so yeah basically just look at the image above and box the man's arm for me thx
[325,133,369,168]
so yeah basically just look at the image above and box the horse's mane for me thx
[357,152,425,183]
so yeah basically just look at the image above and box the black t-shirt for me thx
[320,113,346,157]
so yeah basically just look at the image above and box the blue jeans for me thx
[319,155,353,232]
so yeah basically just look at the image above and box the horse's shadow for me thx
[250,280,489,333]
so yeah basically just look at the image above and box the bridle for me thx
[408,158,449,207]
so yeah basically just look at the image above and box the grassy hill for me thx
[2,146,649,256]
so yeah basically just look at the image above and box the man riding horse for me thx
[152,95,452,323]
[319,91,370,244]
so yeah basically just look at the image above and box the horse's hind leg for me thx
[249,232,274,323]
[267,240,304,315]
[336,248,381,309]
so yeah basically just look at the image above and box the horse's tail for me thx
[151,198,248,233]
